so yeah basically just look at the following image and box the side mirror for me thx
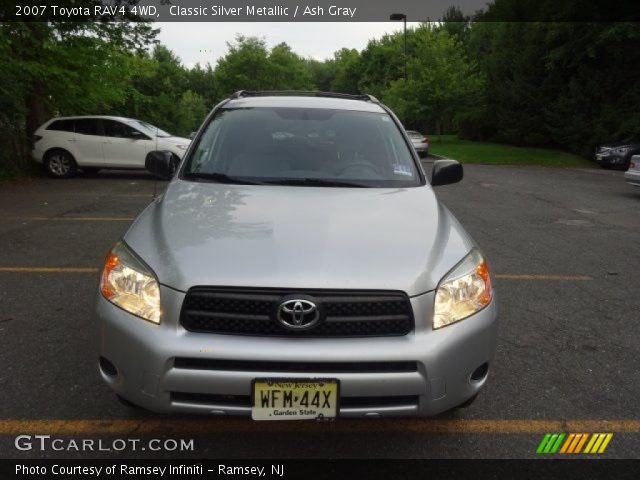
[189,131,197,139]
[145,151,178,180]
[431,159,463,186]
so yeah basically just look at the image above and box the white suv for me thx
[32,116,191,178]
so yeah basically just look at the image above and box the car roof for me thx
[48,116,138,123]
[224,95,387,113]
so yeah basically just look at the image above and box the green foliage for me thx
[0,19,157,175]
[214,36,314,97]
[465,19,640,155]
[2,4,639,177]
[358,33,405,97]
[439,6,471,45]
[382,26,484,133]
[268,43,314,90]
[306,59,335,92]
[214,36,273,96]
[430,135,593,167]
[175,90,208,137]
[330,48,361,94]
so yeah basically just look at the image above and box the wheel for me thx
[82,167,101,175]
[44,150,77,178]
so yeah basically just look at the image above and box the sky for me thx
[156,22,422,68]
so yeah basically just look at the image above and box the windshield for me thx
[128,120,172,138]
[183,107,421,187]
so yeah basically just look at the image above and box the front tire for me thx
[44,150,77,178]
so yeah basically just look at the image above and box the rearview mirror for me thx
[431,159,463,186]
[145,151,178,180]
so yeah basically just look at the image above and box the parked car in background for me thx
[624,155,640,187]
[406,130,429,157]
[32,116,191,178]
[96,91,497,419]
[594,137,640,170]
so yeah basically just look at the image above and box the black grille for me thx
[171,392,419,409]
[180,287,414,337]
[174,358,418,373]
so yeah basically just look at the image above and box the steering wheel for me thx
[336,161,382,177]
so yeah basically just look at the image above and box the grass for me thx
[428,135,594,168]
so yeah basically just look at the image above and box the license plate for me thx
[251,378,339,421]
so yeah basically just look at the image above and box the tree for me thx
[358,33,406,97]
[186,63,218,107]
[174,90,208,137]
[307,58,335,92]
[382,26,484,134]
[213,35,273,96]
[116,44,187,134]
[439,5,471,46]
[466,15,640,153]
[0,3,157,174]
[330,48,361,94]
[268,43,314,90]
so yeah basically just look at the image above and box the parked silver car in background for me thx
[96,91,497,420]
[406,130,430,157]
[624,155,640,187]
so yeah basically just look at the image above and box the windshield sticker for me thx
[393,164,413,176]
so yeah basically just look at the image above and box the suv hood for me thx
[159,136,191,145]
[124,180,476,296]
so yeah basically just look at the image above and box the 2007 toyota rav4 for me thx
[96,91,497,419]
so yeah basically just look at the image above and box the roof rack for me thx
[230,90,379,103]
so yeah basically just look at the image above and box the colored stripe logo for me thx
[537,433,613,454]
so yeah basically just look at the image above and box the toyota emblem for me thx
[276,299,320,330]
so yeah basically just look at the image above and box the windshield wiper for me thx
[183,172,264,185]
[263,178,369,188]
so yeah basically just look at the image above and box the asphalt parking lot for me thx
[1,163,639,459]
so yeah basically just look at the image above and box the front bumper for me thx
[96,286,497,417]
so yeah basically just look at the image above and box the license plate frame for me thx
[251,378,340,421]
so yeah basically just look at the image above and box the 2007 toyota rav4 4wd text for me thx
[96,91,497,419]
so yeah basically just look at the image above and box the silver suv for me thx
[96,91,497,419]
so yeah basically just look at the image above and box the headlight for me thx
[433,249,492,329]
[100,242,161,324]
[176,144,189,150]
[613,147,630,155]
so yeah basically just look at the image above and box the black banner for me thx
[3,459,640,480]
[2,0,640,22]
